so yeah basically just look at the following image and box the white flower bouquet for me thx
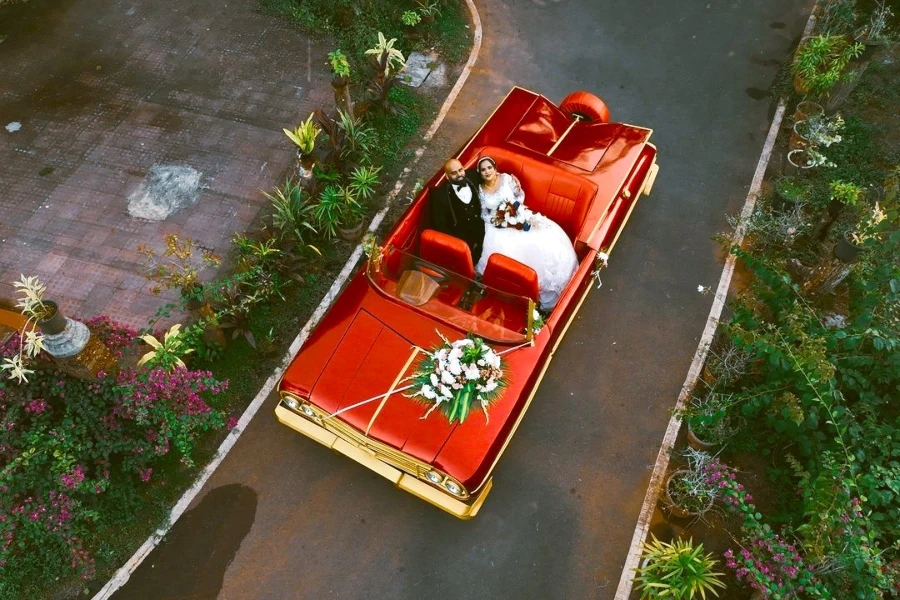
[408,334,506,424]
[490,199,534,230]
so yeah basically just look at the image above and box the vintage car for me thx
[276,87,659,518]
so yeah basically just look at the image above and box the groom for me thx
[428,158,484,264]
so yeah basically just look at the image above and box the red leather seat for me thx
[482,254,539,302]
[474,146,597,241]
[419,229,475,279]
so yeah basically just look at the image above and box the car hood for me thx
[306,309,459,463]
[298,301,540,490]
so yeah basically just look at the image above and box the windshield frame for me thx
[365,246,534,345]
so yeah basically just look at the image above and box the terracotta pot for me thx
[686,422,716,451]
[38,301,67,335]
[792,73,809,96]
[833,231,864,263]
[337,220,366,242]
[789,120,811,151]
[421,14,435,25]
[663,470,713,519]
[784,149,816,176]
[793,100,823,123]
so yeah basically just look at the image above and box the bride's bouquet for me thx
[490,200,534,230]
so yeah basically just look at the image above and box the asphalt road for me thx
[114,1,812,599]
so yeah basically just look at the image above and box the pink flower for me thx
[25,399,48,414]
[226,416,239,430]
[139,468,153,482]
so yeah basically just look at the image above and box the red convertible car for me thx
[276,87,659,518]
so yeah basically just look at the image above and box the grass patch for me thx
[255,0,472,67]
[369,87,434,171]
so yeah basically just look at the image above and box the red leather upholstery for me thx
[475,146,597,241]
[419,229,475,279]
[482,254,539,302]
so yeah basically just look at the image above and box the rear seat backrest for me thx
[474,146,597,241]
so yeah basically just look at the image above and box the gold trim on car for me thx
[365,348,421,435]
[275,402,489,519]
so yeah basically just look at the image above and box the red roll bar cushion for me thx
[482,254,540,302]
[419,229,476,280]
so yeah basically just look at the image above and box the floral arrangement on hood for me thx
[408,334,506,424]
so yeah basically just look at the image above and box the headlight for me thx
[300,404,317,418]
[425,471,443,484]
[444,480,463,497]
[283,397,300,410]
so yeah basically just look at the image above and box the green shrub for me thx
[0,319,227,598]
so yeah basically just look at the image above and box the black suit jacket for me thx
[428,168,485,264]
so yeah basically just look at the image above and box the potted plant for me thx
[327,49,354,119]
[1,276,53,383]
[284,113,321,178]
[792,99,823,123]
[811,180,864,240]
[314,184,364,240]
[774,175,812,207]
[633,536,727,600]
[401,10,422,39]
[662,449,718,519]
[416,0,442,24]
[682,392,738,450]
[835,202,887,263]
[363,32,407,115]
[791,34,864,97]
[792,112,844,151]
[785,147,834,175]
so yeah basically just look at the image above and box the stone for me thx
[398,51,447,90]
[127,164,202,221]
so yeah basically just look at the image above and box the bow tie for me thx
[451,181,468,190]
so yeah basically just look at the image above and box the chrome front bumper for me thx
[275,403,492,519]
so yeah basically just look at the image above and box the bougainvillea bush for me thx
[0,317,227,599]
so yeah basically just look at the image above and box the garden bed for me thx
[0,2,473,598]
[635,29,899,600]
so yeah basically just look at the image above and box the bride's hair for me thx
[477,156,497,170]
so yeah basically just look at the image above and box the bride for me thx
[475,156,578,310]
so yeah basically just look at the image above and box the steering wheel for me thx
[410,258,451,285]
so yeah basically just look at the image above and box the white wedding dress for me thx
[476,173,579,310]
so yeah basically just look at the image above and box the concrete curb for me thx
[612,7,820,600]
[91,2,483,597]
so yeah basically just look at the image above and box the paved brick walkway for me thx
[0,0,332,328]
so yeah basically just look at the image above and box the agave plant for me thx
[262,178,320,255]
[338,110,375,162]
[314,185,359,238]
[633,536,726,600]
[349,165,382,202]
